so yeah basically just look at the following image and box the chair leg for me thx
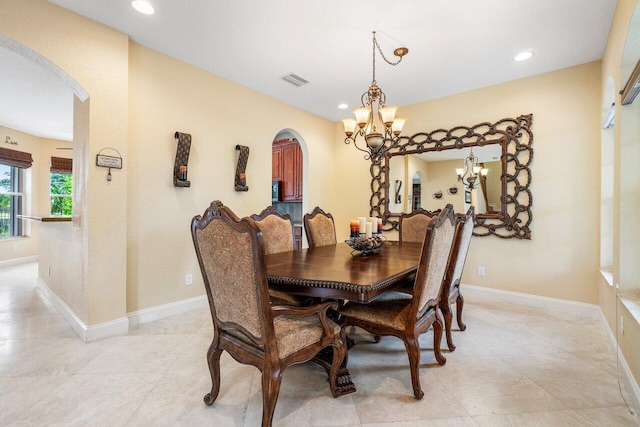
[261,365,283,427]
[456,293,467,331]
[204,337,223,405]
[441,302,456,352]
[433,311,447,366]
[403,336,424,400]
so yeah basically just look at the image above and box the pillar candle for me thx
[369,217,378,233]
[358,217,367,234]
[377,218,383,234]
[365,222,373,238]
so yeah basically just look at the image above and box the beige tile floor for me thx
[1,262,639,426]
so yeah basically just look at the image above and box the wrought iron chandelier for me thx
[342,31,409,161]
[456,149,488,190]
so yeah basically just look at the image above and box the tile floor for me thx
[1,262,639,426]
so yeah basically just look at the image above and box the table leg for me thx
[312,346,356,397]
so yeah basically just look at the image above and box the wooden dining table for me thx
[265,240,423,397]
[266,241,423,303]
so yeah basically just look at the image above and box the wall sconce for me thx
[621,59,640,105]
[602,103,615,129]
[447,186,459,195]
[432,191,443,200]
[394,180,402,204]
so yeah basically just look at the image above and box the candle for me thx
[377,218,383,234]
[370,217,378,234]
[358,217,367,234]
[349,220,359,238]
[365,222,372,238]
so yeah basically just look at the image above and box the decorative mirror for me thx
[370,114,533,239]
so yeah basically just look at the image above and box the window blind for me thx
[0,147,33,169]
[50,156,72,174]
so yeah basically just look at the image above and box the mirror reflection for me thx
[387,143,503,216]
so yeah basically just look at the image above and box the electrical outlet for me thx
[478,266,485,277]
[12,245,17,252]
[185,274,193,286]
[620,315,624,335]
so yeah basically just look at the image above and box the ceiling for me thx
[2,1,617,141]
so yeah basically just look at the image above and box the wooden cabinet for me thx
[272,139,302,202]
[293,226,302,250]
[272,148,283,182]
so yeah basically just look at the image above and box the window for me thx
[50,173,72,216]
[0,164,24,239]
[50,156,72,217]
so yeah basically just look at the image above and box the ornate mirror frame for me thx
[370,114,533,239]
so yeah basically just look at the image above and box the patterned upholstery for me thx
[440,207,475,352]
[416,214,456,315]
[249,206,308,306]
[191,201,347,425]
[196,218,263,338]
[339,205,457,400]
[449,210,474,294]
[250,206,294,255]
[304,207,337,248]
[273,315,341,359]
[399,209,439,243]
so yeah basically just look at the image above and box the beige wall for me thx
[126,42,335,312]
[334,61,602,304]
[0,0,129,325]
[421,159,465,213]
[599,0,640,396]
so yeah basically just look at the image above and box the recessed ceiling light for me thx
[338,104,349,109]
[131,0,154,15]
[514,51,534,62]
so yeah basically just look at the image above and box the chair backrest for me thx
[411,204,457,316]
[191,201,272,345]
[399,208,441,243]
[249,206,294,255]
[447,207,475,288]
[304,207,337,248]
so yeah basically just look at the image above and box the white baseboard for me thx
[462,283,600,318]
[598,308,640,419]
[36,278,129,342]
[0,255,38,268]
[127,295,208,327]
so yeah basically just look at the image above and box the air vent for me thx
[282,73,309,87]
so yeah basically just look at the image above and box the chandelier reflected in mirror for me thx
[342,31,409,161]
[456,149,488,191]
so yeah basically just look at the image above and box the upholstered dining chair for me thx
[191,201,346,427]
[440,206,475,352]
[398,208,441,243]
[249,206,309,306]
[304,206,337,248]
[339,204,457,400]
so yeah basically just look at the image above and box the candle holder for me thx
[345,234,386,256]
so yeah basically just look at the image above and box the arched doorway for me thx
[271,128,308,248]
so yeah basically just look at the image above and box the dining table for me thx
[265,240,423,397]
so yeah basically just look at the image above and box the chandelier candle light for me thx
[342,31,409,161]
[456,148,488,191]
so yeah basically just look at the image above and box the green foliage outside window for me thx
[50,173,72,216]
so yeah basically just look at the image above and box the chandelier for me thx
[342,31,409,161]
[456,149,488,191]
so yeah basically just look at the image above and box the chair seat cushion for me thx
[340,297,412,331]
[274,315,340,359]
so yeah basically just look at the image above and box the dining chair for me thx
[339,204,457,400]
[304,206,337,248]
[249,206,309,306]
[440,206,475,351]
[398,208,441,243]
[191,201,346,427]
